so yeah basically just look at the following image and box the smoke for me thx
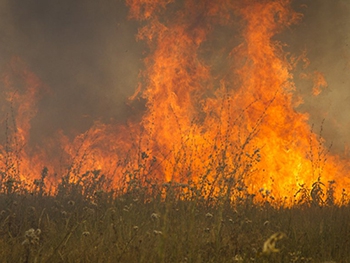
[289,0,350,153]
[0,0,145,144]
[0,0,349,154]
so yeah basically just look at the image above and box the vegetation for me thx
[0,166,347,263]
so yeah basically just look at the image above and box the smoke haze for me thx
[290,0,350,153]
[0,0,144,144]
[0,0,349,153]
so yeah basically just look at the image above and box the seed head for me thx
[245,218,252,224]
[82,231,91,237]
[23,228,41,246]
[263,232,286,255]
[25,228,35,238]
[233,254,243,262]
[35,229,41,236]
[205,213,213,218]
[153,230,163,235]
[151,213,160,220]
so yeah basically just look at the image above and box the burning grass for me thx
[1,0,350,261]
[1,68,349,261]
[1,65,348,261]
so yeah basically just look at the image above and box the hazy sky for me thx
[0,0,349,153]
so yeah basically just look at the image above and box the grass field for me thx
[0,169,348,263]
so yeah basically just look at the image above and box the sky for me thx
[0,0,349,154]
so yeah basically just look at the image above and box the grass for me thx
[0,172,348,263]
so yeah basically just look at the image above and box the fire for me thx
[125,0,350,203]
[0,58,47,184]
[0,0,349,205]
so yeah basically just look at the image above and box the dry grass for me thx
[0,173,348,263]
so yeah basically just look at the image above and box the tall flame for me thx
[0,0,349,204]
[0,58,46,184]
[125,0,350,202]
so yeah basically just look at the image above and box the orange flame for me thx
[0,0,349,205]
[125,0,350,203]
[0,58,47,184]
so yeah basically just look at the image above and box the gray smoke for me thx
[289,0,350,153]
[0,0,144,145]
